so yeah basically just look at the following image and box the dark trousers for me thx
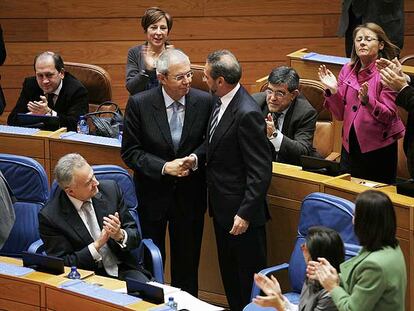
[341,126,398,184]
[213,219,267,311]
[140,213,204,297]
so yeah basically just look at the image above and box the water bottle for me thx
[77,115,89,134]
[166,297,178,310]
[67,266,81,279]
[118,123,123,142]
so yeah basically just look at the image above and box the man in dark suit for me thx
[379,58,414,177]
[39,153,149,281]
[251,66,318,165]
[202,50,272,311]
[7,51,88,131]
[121,48,212,296]
[337,0,404,57]
[0,24,6,115]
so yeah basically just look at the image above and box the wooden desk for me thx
[2,129,414,309]
[0,257,157,311]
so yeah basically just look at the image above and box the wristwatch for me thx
[271,130,278,138]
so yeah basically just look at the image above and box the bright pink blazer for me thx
[324,61,405,153]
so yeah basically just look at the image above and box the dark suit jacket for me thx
[0,25,6,115]
[206,86,272,230]
[38,180,140,273]
[396,86,414,178]
[7,72,88,131]
[121,86,213,221]
[252,92,318,165]
[337,0,404,49]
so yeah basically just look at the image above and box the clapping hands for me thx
[318,65,338,94]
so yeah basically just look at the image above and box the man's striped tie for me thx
[209,99,222,142]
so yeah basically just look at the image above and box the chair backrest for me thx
[64,62,112,112]
[259,79,335,158]
[191,64,209,92]
[288,192,359,293]
[0,154,49,257]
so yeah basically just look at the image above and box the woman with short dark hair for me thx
[312,190,406,311]
[253,226,345,311]
[126,7,173,95]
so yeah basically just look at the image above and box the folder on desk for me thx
[22,251,64,275]
[16,113,60,131]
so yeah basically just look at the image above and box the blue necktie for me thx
[169,101,182,152]
[209,99,222,142]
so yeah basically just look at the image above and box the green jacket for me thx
[331,245,406,311]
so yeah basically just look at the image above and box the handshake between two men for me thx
[163,154,197,177]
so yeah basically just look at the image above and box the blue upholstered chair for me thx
[244,192,361,311]
[0,153,49,257]
[29,164,164,283]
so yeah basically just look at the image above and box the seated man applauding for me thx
[39,153,150,282]
[7,51,88,131]
[252,66,319,165]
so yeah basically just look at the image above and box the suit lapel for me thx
[179,90,197,150]
[208,89,240,155]
[92,191,110,229]
[151,87,175,151]
[60,192,93,244]
[339,250,371,289]
[282,98,296,134]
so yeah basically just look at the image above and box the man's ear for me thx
[291,89,300,99]
[217,76,225,86]
[157,73,166,85]
[59,69,65,79]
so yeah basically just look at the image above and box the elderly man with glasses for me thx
[121,48,212,296]
[7,51,88,131]
[252,66,319,165]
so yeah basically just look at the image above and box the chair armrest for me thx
[142,238,164,283]
[325,152,341,161]
[250,263,290,301]
[27,239,45,254]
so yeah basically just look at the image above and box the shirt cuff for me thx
[88,243,102,261]
[189,153,198,171]
[269,130,283,152]
[51,109,57,116]
[116,229,128,248]
[161,162,167,175]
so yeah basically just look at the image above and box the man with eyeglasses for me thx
[121,48,212,296]
[7,51,88,131]
[252,66,319,165]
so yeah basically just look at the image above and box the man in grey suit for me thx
[252,66,318,165]
[121,48,212,296]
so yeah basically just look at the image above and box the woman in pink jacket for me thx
[318,23,404,184]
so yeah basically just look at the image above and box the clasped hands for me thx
[94,212,124,250]
[164,155,196,177]
[306,257,339,292]
[376,57,409,92]
[27,95,51,115]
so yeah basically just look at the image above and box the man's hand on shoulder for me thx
[229,215,249,235]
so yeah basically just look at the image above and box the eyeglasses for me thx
[170,70,194,82]
[355,36,378,43]
[265,88,289,99]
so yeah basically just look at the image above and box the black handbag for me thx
[84,101,123,138]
